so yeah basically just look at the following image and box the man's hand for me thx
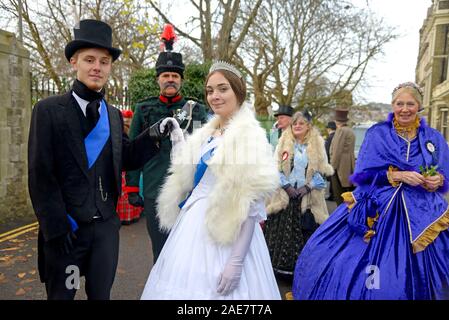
[49,232,77,256]
[148,119,169,140]
[128,192,144,207]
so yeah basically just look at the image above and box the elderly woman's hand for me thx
[423,174,444,191]
[390,171,425,187]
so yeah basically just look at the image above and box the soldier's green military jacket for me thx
[126,96,208,200]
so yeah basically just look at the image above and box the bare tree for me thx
[246,0,396,117]
[146,0,263,62]
[1,0,396,115]
[145,0,395,117]
[1,0,160,106]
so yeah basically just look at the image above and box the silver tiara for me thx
[209,60,242,79]
[392,82,424,98]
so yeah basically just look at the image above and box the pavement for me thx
[0,200,337,300]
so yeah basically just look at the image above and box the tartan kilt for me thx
[116,172,143,224]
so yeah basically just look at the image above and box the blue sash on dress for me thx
[178,139,215,209]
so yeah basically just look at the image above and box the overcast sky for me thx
[352,0,432,104]
[170,0,434,105]
[2,0,433,105]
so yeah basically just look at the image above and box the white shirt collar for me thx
[72,92,101,117]
[72,92,89,116]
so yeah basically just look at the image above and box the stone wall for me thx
[0,30,33,223]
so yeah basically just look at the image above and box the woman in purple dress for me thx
[292,82,449,300]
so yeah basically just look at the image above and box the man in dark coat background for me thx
[28,19,167,300]
[329,109,355,205]
[325,121,336,201]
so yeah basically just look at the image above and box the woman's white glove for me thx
[159,117,184,144]
[217,216,255,296]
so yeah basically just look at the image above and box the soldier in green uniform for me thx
[126,29,208,263]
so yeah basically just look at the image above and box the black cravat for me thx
[86,100,100,130]
[72,79,105,131]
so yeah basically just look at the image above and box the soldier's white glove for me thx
[217,216,255,296]
[160,117,185,162]
[160,117,184,144]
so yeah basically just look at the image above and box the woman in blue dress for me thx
[292,82,449,300]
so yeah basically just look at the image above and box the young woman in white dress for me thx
[140,61,281,300]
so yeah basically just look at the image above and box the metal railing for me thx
[31,77,132,110]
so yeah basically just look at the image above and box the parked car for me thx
[353,121,377,159]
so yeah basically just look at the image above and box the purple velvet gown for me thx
[292,114,449,300]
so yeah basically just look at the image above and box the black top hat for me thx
[326,121,336,130]
[274,105,294,117]
[334,108,349,122]
[155,52,185,78]
[65,19,122,61]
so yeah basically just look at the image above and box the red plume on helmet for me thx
[160,24,177,52]
[156,24,184,78]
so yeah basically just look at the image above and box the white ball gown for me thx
[141,136,281,300]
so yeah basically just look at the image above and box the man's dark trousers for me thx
[42,215,120,300]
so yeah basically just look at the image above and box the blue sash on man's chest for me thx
[84,100,110,169]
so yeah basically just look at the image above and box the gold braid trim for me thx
[342,191,379,243]
[367,212,380,229]
[412,207,449,253]
[285,291,294,300]
[364,212,380,243]
[387,166,400,187]
[363,230,376,243]
[342,192,356,210]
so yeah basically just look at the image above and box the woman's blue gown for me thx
[292,115,449,300]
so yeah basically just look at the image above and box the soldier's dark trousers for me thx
[144,198,168,263]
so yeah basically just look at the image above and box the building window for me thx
[441,108,448,140]
[434,24,449,84]
[440,1,449,10]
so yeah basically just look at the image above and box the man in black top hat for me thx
[28,19,168,300]
[269,105,294,149]
[125,25,208,263]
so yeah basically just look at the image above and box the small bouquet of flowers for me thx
[419,165,444,192]
[419,165,439,177]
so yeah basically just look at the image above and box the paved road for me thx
[0,201,337,300]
